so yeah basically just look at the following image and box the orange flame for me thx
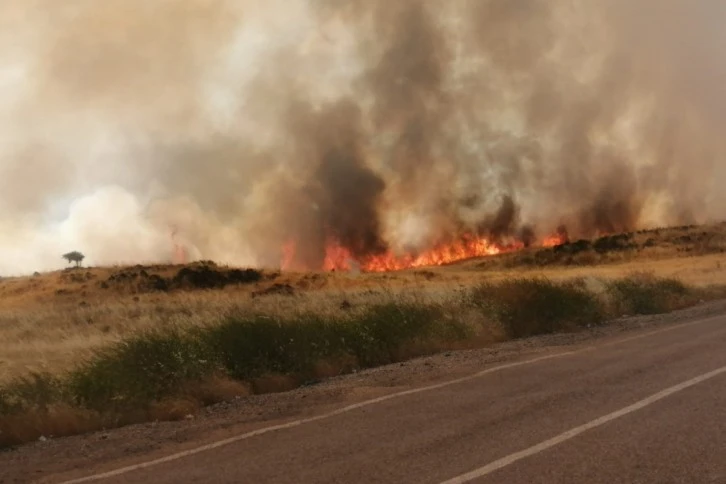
[541,226,570,248]
[541,234,568,248]
[283,234,526,273]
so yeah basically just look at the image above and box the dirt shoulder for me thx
[3,299,726,484]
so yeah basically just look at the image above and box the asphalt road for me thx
[33,313,726,483]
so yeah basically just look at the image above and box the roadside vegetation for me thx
[1,272,721,448]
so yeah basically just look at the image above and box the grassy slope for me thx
[1,274,714,447]
[1,223,726,446]
[2,223,726,382]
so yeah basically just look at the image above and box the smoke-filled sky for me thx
[1,0,725,274]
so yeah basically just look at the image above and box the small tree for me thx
[62,251,85,267]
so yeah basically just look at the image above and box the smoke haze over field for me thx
[1,0,725,274]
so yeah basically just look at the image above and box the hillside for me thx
[1,222,726,384]
[2,222,725,309]
[2,222,726,448]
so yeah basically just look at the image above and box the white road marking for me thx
[55,314,724,484]
[439,364,726,484]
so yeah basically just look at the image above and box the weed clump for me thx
[0,373,66,414]
[0,373,87,447]
[607,272,693,315]
[469,279,605,338]
[206,302,468,380]
[206,314,335,380]
[338,303,468,367]
[68,331,218,411]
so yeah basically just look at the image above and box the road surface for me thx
[7,308,726,484]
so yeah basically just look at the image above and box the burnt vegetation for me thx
[101,262,265,293]
[479,223,726,269]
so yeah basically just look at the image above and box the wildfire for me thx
[541,234,568,248]
[279,222,575,273]
[281,234,528,273]
[541,225,570,248]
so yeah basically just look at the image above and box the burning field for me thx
[6,0,726,452]
[283,235,519,273]
[281,231,566,273]
[1,1,726,275]
[2,218,726,448]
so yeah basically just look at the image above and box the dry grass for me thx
[475,253,726,288]
[0,269,722,447]
[3,222,726,384]
[0,285,441,382]
[0,404,102,444]
[0,223,724,447]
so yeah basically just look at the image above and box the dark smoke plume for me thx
[1,0,724,273]
[287,100,388,268]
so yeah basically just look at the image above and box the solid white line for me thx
[55,314,724,484]
[439,364,726,484]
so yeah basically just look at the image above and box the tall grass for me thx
[0,275,717,448]
[68,331,218,411]
[469,278,605,338]
[0,373,65,414]
[607,272,695,315]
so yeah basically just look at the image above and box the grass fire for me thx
[3,222,726,449]
[281,234,524,272]
[3,0,726,459]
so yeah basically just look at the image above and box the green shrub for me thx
[339,302,468,367]
[0,373,65,414]
[206,303,469,378]
[205,313,339,380]
[469,278,605,338]
[607,273,692,315]
[68,331,218,410]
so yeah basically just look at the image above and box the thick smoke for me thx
[1,0,725,274]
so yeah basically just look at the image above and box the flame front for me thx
[541,226,570,248]
[541,234,568,248]
[281,234,532,273]
[343,236,519,273]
